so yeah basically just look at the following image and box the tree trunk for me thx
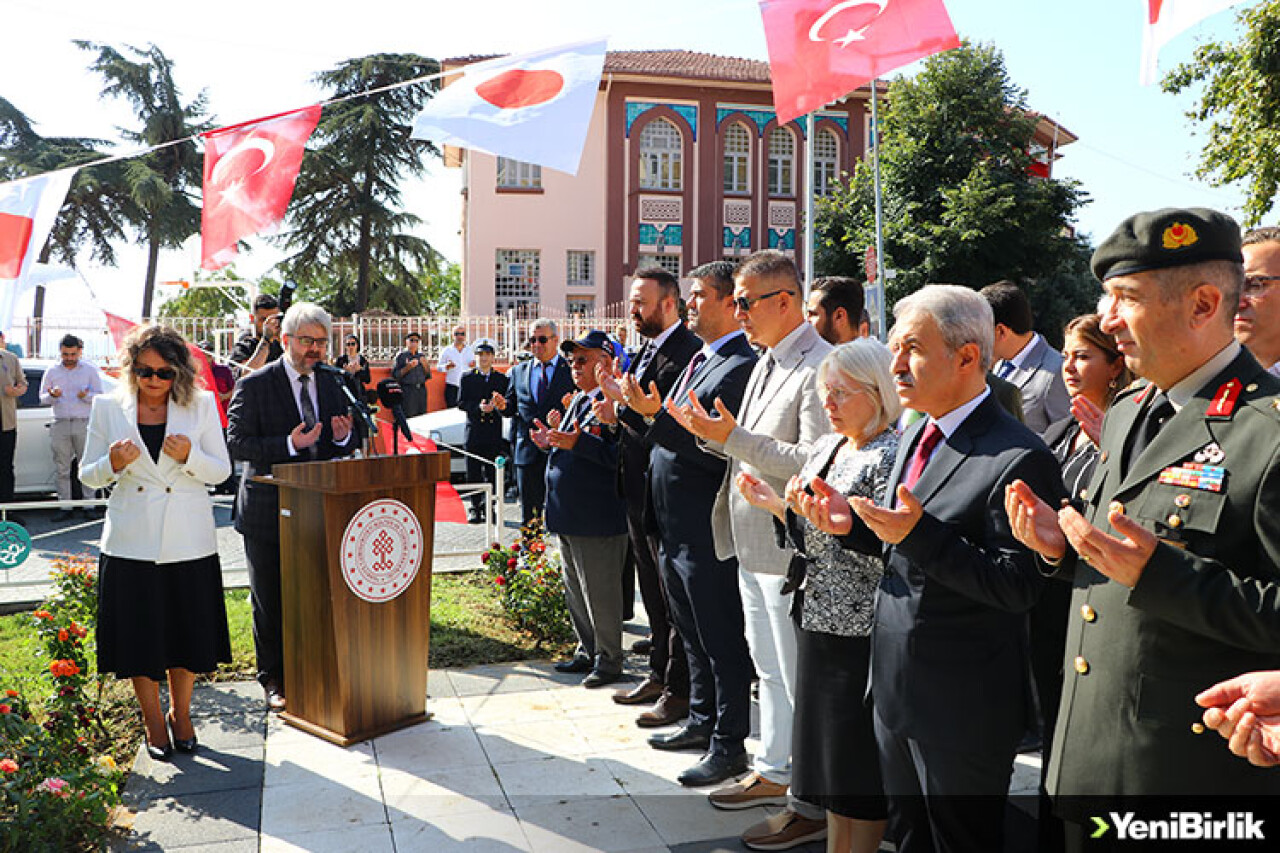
[355,165,375,313]
[141,226,160,320]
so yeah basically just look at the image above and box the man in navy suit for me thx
[607,267,700,721]
[501,319,574,526]
[617,261,758,787]
[801,285,1064,853]
[227,302,357,711]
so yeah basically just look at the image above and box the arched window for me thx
[767,127,795,196]
[639,119,683,191]
[723,123,750,194]
[813,128,840,197]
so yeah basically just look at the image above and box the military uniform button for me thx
[1080,604,1096,622]
[1174,494,1191,508]
[1167,514,1182,528]
[1074,656,1089,675]
[1192,722,1206,735]
[1109,501,1125,515]
[1246,383,1258,393]
[1100,451,1109,463]
[1079,489,1088,501]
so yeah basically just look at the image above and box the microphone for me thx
[376,379,414,442]
[312,362,346,377]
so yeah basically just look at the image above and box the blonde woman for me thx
[83,325,231,761]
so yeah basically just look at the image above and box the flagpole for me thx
[804,111,816,296]
[870,78,887,342]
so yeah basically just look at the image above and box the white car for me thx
[16,359,117,496]
[405,407,512,482]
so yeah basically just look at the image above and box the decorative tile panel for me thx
[639,223,684,248]
[723,227,752,251]
[769,228,796,251]
[768,203,796,229]
[723,200,752,227]
[626,102,698,140]
[640,197,683,222]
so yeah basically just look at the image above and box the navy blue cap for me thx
[560,329,612,355]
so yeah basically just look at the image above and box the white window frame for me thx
[639,119,683,191]
[723,123,750,195]
[637,253,681,277]
[768,127,795,197]
[814,128,840,197]
[494,249,541,313]
[497,157,542,189]
[566,296,595,316]
[567,250,595,288]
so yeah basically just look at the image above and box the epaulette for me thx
[1114,379,1149,405]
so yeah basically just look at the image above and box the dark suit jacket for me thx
[503,356,574,467]
[617,324,701,506]
[1048,347,1280,802]
[227,359,356,542]
[458,368,510,449]
[544,391,627,537]
[841,393,1065,756]
[645,334,758,561]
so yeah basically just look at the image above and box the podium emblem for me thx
[341,498,424,603]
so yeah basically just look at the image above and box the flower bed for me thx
[480,518,573,646]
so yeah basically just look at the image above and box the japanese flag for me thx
[411,40,607,176]
[1141,0,1246,85]
[201,105,322,271]
[0,168,75,287]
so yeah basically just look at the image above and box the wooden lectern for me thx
[268,453,450,746]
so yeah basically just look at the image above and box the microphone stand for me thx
[319,369,379,454]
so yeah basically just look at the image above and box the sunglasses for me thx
[569,355,598,366]
[133,365,177,380]
[1243,275,1280,297]
[734,289,793,313]
[528,335,553,345]
[293,335,328,349]
[454,332,467,337]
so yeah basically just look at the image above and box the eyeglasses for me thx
[133,365,177,381]
[820,384,868,405]
[292,335,328,349]
[454,332,467,338]
[528,335,553,345]
[734,289,793,313]
[1243,275,1280,297]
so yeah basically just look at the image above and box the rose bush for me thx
[480,518,573,645]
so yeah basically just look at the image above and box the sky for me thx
[0,0,1261,323]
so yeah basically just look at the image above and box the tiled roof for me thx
[442,50,773,84]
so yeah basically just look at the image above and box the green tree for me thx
[815,42,1088,321]
[421,262,461,314]
[1164,0,1280,227]
[76,41,211,319]
[278,53,442,314]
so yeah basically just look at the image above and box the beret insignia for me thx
[1163,222,1198,250]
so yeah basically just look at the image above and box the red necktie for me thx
[902,421,944,491]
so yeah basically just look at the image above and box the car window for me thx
[18,369,42,410]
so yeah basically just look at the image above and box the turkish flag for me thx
[0,169,75,285]
[103,311,138,351]
[411,39,607,176]
[373,421,467,523]
[200,105,321,271]
[1141,0,1244,85]
[760,0,961,124]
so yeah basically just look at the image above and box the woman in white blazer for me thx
[83,325,232,761]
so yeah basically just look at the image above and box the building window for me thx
[637,253,681,277]
[495,249,540,313]
[814,128,840,197]
[639,119,682,191]
[566,296,594,316]
[497,157,541,189]
[768,127,795,197]
[723,123,750,195]
[567,250,595,288]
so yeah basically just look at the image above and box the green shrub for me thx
[481,518,573,646]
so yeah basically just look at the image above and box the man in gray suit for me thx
[672,250,831,851]
[983,281,1069,433]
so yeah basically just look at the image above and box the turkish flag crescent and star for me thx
[200,105,322,271]
[410,39,607,176]
[1140,0,1244,85]
[760,0,960,124]
[0,169,76,286]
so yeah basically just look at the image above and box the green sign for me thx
[0,521,31,569]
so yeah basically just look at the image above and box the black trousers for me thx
[445,384,460,408]
[466,441,503,513]
[0,428,14,502]
[626,506,687,697]
[516,457,548,527]
[243,534,284,687]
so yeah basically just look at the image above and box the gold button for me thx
[1167,514,1183,528]
[1247,383,1258,393]
[1100,451,1109,463]
[1079,489,1088,501]
[1109,501,1125,515]
[1192,722,1206,735]
[1174,494,1191,508]
[1080,604,1096,622]
[1074,656,1089,675]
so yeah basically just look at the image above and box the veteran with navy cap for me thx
[1006,207,1280,841]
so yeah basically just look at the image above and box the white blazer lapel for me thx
[119,394,164,481]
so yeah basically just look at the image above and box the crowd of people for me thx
[42,203,1280,853]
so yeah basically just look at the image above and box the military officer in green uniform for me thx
[1005,207,1280,847]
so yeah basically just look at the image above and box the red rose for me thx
[495,576,506,586]
[507,557,517,569]
[0,704,9,715]
[57,630,69,642]
[0,758,17,773]
[512,542,522,552]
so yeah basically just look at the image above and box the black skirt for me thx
[791,601,888,820]
[96,553,232,682]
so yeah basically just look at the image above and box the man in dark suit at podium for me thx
[457,339,509,524]
[227,302,357,712]
[502,319,574,526]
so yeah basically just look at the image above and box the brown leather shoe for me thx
[613,676,664,706]
[264,680,287,712]
[635,692,689,728]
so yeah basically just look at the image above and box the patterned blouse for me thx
[787,429,898,638]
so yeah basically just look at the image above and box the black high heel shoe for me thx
[167,711,198,754]
[146,740,174,761]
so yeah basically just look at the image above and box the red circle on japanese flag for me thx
[340,499,423,603]
[477,69,564,109]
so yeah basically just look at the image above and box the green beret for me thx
[1091,207,1243,282]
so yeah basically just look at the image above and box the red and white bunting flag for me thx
[1141,0,1246,85]
[102,311,139,351]
[0,169,76,287]
[759,0,961,124]
[411,39,607,176]
[200,105,322,271]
